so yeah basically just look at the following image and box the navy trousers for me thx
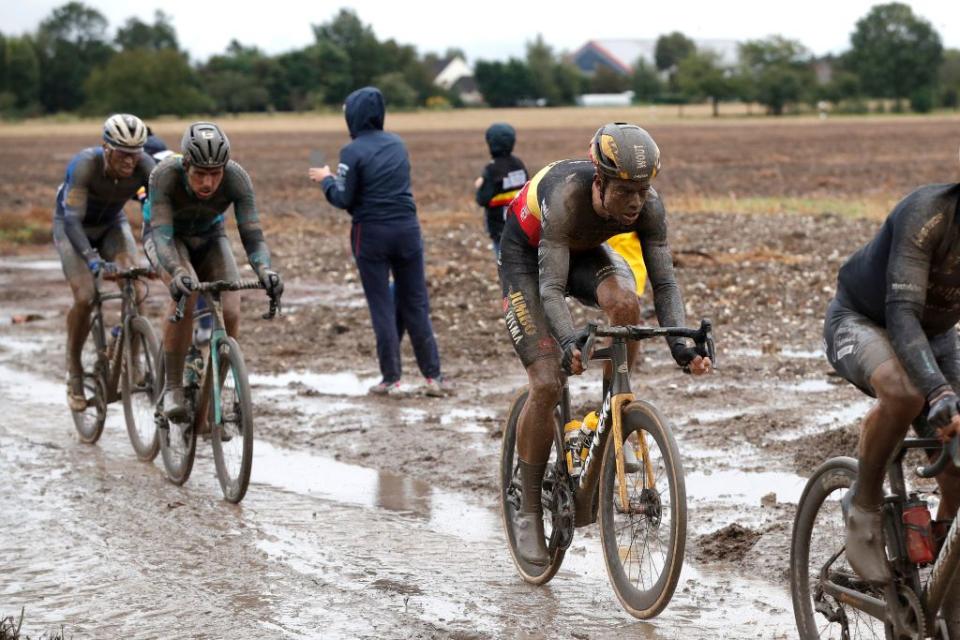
[351,221,441,383]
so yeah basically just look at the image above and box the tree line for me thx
[0,1,957,118]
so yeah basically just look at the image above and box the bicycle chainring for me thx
[546,468,575,552]
[888,584,926,640]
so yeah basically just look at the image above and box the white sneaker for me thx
[423,376,453,397]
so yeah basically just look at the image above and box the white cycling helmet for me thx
[103,113,147,151]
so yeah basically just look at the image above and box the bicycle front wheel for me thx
[791,457,889,639]
[72,315,107,444]
[599,400,686,619]
[157,346,197,485]
[122,316,160,461]
[210,337,254,504]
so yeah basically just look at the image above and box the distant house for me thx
[432,56,483,105]
[572,38,740,75]
[578,91,636,107]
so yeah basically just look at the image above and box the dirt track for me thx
[2,115,960,638]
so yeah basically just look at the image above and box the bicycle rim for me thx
[599,401,686,619]
[211,337,254,503]
[157,346,196,485]
[791,457,888,639]
[122,317,160,461]
[499,390,566,585]
[72,316,107,444]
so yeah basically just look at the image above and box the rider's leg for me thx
[515,356,564,566]
[596,274,642,366]
[159,241,198,420]
[55,222,96,409]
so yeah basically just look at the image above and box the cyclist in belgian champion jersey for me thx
[146,122,283,420]
[54,114,155,411]
[824,178,960,588]
[499,122,711,566]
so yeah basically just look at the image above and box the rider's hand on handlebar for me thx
[169,268,195,299]
[927,389,960,437]
[561,341,585,376]
[687,355,712,376]
[258,268,283,299]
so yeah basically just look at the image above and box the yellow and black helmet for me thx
[589,122,660,183]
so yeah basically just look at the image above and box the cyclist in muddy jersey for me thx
[824,182,960,590]
[54,114,155,411]
[148,122,282,420]
[500,123,711,566]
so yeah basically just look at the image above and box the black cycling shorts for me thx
[144,229,239,284]
[498,215,634,367]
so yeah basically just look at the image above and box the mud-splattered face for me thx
[103,144,140,179]
[186,164,225,199]
[594,175,650,226]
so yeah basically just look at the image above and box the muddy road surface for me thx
[0,224,883,640]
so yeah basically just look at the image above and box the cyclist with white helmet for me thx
[54,113,155,411]
[146,122,282,420]
[498,122,712,566]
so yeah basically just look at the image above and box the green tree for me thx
[474,59,534,107]
[938,49,960,109]
[202,41,280,112]
[738,36,815,115]
[312,9,384,93]
[655,32,696,72]
[526,34,560,105]
[846,2,943,110]
[85,48,212,117]
[115,10,178,52]
[373,71,418,108]
[552,61,585,105]
[35,2,114,112]
[631,59,663,103]
[676,51,733,116]
[273,42,350,110]
[589,65,629,93]
[3,36,41,113]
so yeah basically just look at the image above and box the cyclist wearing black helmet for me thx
[147,121,283,420]
[498,122,711,566]
[54,113,155,411]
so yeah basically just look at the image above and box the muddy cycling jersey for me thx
[54,147,155,256]
[506,159,686,351]
[147,156,271,276]
[835,183,960,397]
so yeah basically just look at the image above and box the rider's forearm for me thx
[887,301,949,398]
[238,221,271,272]
[153,224,183,276]
[63,210,95,258]
[539,241,577,346]
[645,243,687,352]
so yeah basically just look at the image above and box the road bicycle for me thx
[71,266,161,461]
[155,279,279,503]
[791,431,960,639]
[500,320,714,619]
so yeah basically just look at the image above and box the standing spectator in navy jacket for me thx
[473,123,528,257]
[309,86,449,397]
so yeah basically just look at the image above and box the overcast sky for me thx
[3,0,957,63]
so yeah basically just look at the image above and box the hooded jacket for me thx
[321,87,417,224]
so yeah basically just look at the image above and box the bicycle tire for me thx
[210,337,254,503]
[598,400,686,619]
[499,390,566,585]
[156,344,197,485]
[791,456,890,639]
[122,316,161,461]
[72,315,107,444]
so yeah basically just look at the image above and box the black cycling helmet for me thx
[589,122,660,183]
[103,113,147,151]
[181,122,230,168]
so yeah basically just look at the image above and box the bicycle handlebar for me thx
[577,318,715,371]
[170,279,281,323]
[916,434,960,478]
[100,266,157,281]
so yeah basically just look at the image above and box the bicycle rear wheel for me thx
[598,400,686,619]
[72,315,107,444]
[791,457,888,639]
[499,390,567,585]
[156,346,197,485]
[210,337,254,503]
[122,316,160,461]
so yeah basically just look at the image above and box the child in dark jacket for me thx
[474,123,528,257]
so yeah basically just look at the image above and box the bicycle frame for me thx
[816,437,960,627]
[194,291,229,429]
[91,272,146,403]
